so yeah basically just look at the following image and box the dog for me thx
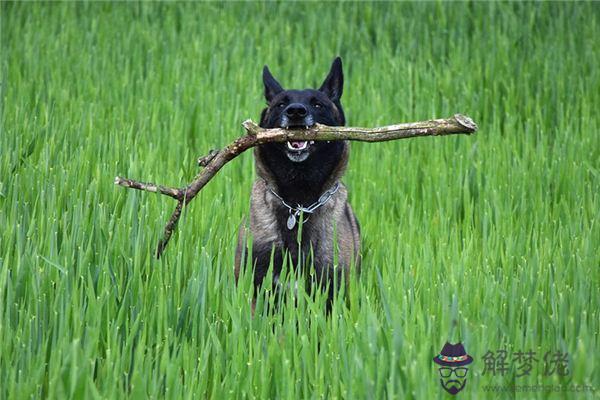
[235,57,360,310]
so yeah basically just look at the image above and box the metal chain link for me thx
[268,182,340,229]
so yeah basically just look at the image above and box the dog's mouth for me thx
[280,119,316,162]
[285,139,314,162]
[286,140,313,151]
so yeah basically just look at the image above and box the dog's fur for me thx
[235,57,360,307]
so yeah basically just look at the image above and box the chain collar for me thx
[268,182,340,230]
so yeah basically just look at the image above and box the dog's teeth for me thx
[310,141,314,145]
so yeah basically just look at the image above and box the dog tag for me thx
[287,213,297,230]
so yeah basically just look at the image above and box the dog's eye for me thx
[313,101,323,109]
[277,102,285,108]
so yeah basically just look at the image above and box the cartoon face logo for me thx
[433,342,473,395]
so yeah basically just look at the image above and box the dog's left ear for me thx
[263,65,284,103]
[319,57,343,101]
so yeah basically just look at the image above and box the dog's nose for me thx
[284,103,308,118]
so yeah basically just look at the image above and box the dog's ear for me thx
[263,65,284,103]
[319,57,343,101]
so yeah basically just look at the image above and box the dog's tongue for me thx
[287,141,308,150]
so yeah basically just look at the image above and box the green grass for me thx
[1,2,599,399]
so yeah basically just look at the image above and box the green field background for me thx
[1,2,599,399]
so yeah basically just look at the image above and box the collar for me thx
[267,181,340,230]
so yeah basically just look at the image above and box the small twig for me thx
[156,201,184,257]
[198,149,219,167]
[114,177,182,200]
[115,114,478,258]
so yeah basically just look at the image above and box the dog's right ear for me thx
[263,66,284,103]
[319,57,343,102]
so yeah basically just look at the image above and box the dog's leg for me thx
[303,262,342,314]
[251,242,284,288]
[234,221,247,283]
[236,224,286,314]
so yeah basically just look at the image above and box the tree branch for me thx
[115,114,477,258]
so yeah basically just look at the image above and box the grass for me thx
[1,2,598,399]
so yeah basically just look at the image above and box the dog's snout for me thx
[284,103,308,118]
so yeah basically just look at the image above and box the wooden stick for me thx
[115,114,477,258]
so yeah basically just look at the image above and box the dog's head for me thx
[259,57,345,163]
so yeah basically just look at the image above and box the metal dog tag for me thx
[287,213,297,230]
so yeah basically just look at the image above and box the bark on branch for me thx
[115,114,477,258]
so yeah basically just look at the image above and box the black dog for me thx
[235,57,360,310]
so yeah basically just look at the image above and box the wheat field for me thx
[1,2,598,399]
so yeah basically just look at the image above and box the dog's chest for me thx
[273,204,332,256]
[249,179,345,265]
[251,198,332,257]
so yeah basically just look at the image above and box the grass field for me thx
[1,2,599,399]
